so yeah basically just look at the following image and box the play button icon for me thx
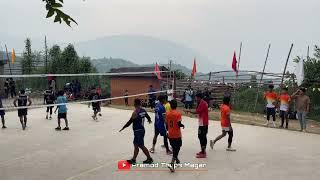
[118,160,131,170]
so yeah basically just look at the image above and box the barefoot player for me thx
[119,99,153,164]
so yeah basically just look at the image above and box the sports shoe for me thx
[63,127,70,131]
[49,116,52,119]
[46,115,48,119]
[127,159,136,165]
[55,127,61,131]
[196,151,203,155]
[210,140,215,150]
[168,162,175,173]
[2,126,7,129]
[272,122,276,128]
[143,158,153,164]
[149,148,155,153]
[226,147,236,151]
[98,113,102,116]
[175,158,180,164]
[196,153,207,158]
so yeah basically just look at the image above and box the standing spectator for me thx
[291,87,310,132]
[9,78,17,98]
[75,80,81,98]
[124,89,129,106]
[4,79,9,98]
[263,84,278,127]
[203,87,211,106]
[148,85,156,109]
[50,79,56,93]
[0,97,6,128]
[167,85,174,102]
[278,87,291,129]
[183,85,194,109]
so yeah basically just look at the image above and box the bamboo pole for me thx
[280,43,294,87]
[253,43,271,112]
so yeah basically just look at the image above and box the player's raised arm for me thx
[119,111,137,132]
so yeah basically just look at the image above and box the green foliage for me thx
[22,38,34,74]
[174,69,186,80]
[233,87,265,113]
[43,0,77,26]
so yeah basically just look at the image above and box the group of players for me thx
[0,87,102,131]
[119,92,235,172]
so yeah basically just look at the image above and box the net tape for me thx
[0,90,168,111]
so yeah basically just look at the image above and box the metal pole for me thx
[280,43,294,86]
[254,43,271,111]
[5,45,12,75]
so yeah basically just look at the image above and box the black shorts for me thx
[280,110,288,119]
[133,129,145,146]
[58,113,67,119]
[169,138,182,149]
[0,110,5,116]
[18,109,28,117]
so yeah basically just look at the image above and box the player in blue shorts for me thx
[149,95,172,155]
[119,99,153,164]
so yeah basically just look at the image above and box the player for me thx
[119,98,153,164]
[149,95,172,155]
[279,87,291,129]
[89,92,100,121]
[185,93,209,158]
[0,97,6,129]
[263,84,278,127]
[210,96,236,151]
[54,90,69,131]
[13,89,32,130]
[44,87,55,119]
[164,95,171,112]
[166,100,185,172]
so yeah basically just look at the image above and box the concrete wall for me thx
[110,76,161,106]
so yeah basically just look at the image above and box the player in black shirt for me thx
[89,91,100,121]
[44,87,56,119]
[0,97,6,129]
[119,99,153,164]
[13,90,32,130]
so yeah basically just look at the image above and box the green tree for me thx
[22,38,34,74]
[43,0,77,26]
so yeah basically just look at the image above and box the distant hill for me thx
[76,35,228,73]
[91,57,139,73]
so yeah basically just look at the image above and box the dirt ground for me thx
[0,104,320,180]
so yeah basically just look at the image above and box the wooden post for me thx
[280,44,294,87]
[253,44,271,111]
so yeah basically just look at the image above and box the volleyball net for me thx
[0,71,175,111]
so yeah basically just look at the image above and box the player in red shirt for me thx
[210,96,236,151]
[166,99,185,172]
[185,93,209,158]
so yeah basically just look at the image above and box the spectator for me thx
[9,78,17,98]
[291,87,310,132]
[4,79,9,98]
[183,85,194,109]
[203,87,211,106]
[148,85,156,109]
[124,89,129,106]
[167,84,174,102]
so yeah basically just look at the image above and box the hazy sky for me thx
[0,0,319,72]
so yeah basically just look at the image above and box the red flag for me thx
[232,51,238,72]
[192,58,197,77]
[154,63,162,80]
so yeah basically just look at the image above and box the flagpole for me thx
[5,45,12,75]
[253,44,271,112]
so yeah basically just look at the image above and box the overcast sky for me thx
[0,0,319,72]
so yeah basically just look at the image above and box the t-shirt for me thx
[166,110,182,139]
[220,104,231,129]
[165,102,171,112]
[185,89,193,102]
[155,103,166,129]
[167,89,174,101]
[295,95,310,112]
[196,99,209,126]
[264,91,278,108]
[132,108,148,131]
[56,96,67,113]
[279,94,291,111]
